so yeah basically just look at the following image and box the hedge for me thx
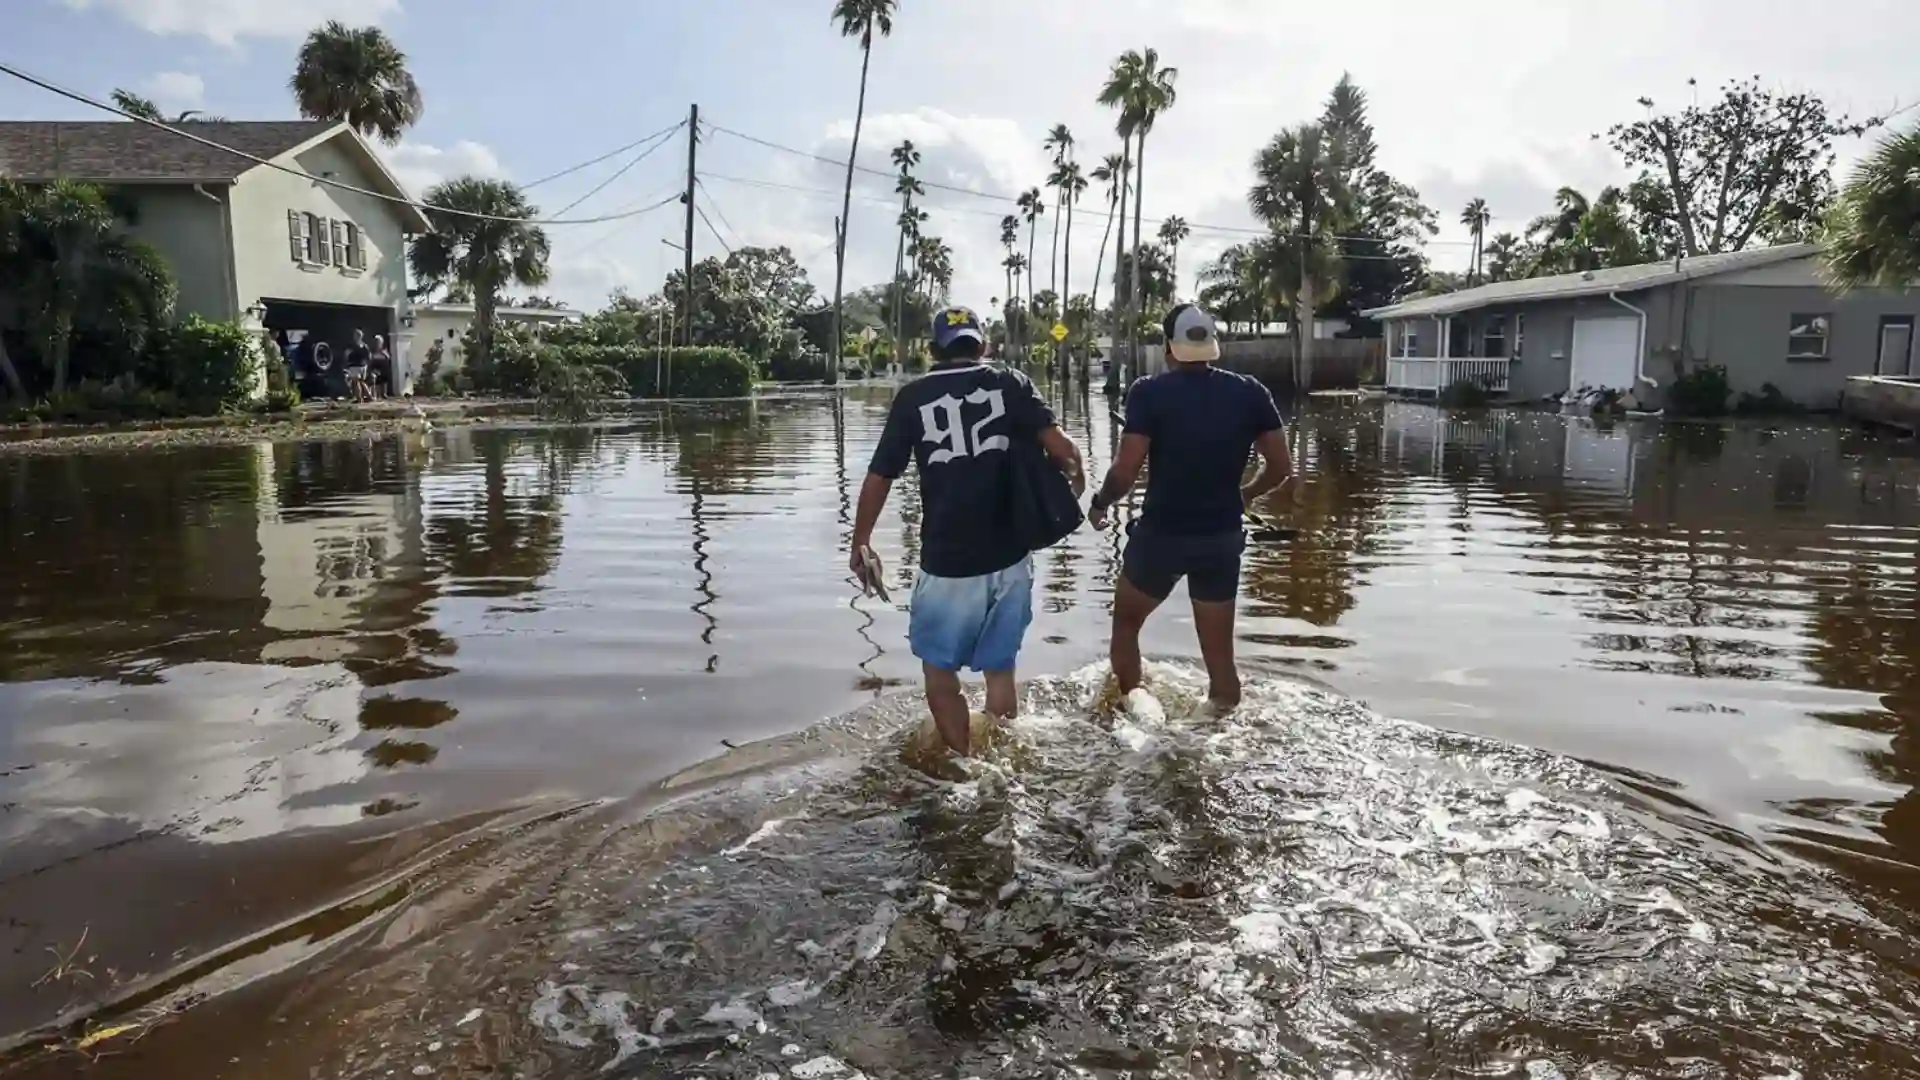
[142,316,261,412]
[551,344,753,399]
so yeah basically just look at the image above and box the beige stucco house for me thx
[0,120,433,393]
[410,301,581,374]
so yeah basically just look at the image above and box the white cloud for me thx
[378,140,507,199]
[144,71,205,113]
[61,0,400,44]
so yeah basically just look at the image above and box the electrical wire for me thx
[0,60,681,227]
[692,178,741,244]
[695,201,732,254]
[522,119,686,189]
[569,191,688,255]
[550,123,684,219]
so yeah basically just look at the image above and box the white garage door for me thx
[1570,316,1639,391]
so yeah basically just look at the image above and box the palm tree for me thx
[889,139,922,369]
[1824,118,1920,288]
[1000,214,1019,329]
[1157,215,1190,298]
[290,21,423,143]
[0,180,174,397]
[1099,48,1178,384]
[1089,152,1127,318]
[827,0,898,386]
[1017,187,1045,364]
[1043,124,1075,299]
[1483,231,1523,282]
[1052,159,1088,385]
[1460,197,1490,284]
[407,178,551,379]
[111,88,220,123]
[1249,123,1350,392]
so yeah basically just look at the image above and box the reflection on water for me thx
[4,395,1920,1074]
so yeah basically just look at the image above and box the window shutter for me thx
[288,210,304,263]
[349,224,366,270]
[308,214,329,265]
[331,220,346,267]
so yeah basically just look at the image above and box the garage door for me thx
[1570,316,1639,391]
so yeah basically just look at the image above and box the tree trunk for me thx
[1026,224,1038,368]
[1091,195,1116,314]
[1128,132,1147,388]
[1106,147,1130,397]
[1296,278,1315,394]
[1049,192,1061,301]
[475,289,497,382]
[892,196,909,372]
[0,333,25,401]
[829,39,873,387]
[50,312,73,395]
[1059,191,1074,391]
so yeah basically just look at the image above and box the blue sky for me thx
[6,0,1916,309]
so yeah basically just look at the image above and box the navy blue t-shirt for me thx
[871,364,1055,578]
[1123,365,1283,536]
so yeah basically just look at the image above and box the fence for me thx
[1115,336,1380,392]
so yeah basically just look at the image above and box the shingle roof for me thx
[0,121,335,182]
[1362,243,1820,320]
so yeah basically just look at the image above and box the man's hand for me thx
[1088,498,1110,531]
[848,540,870,579]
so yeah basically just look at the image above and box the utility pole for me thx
[682,103,699,348]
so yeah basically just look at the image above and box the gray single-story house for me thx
[1362,243,1920,409]
[0,120,433,390]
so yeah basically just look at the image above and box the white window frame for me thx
[1788,313,1831,360]
[1482,314,1507,358]
[1397,321,1420,357]
[1514,312,1525,359]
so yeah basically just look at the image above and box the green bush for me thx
[560,344,753,399]
[38,377,190,423]
[1438,377,1493,408]
[263,386,302,413]
[1735,382,1807,416]
[1667,364,1731,417]
[143,316,260,412]
[416,340,447,396]
[537,362,628,422]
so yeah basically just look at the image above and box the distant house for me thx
[0,120,433,390]
[410,302,582,372]
[1363,243,1920,409]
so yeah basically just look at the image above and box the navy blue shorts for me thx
[1121,523,1245,604]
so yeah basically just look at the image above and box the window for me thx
[330,220,347,267]
[1397,321,1420,357]
[307,212,330,265]
[1514,313,1525,359]
[1788,313,1830,360]
[344,223,367,270]
[1482,314,1507,358]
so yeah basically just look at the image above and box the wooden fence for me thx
[1117,336,1381,392]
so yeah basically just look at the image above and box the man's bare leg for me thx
[1191,598,1240,712]
[982,669,1018,719]
[1110,575,1165,695]
[923,663,972,755]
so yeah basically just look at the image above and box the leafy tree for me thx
[1483,231,1525,282]
[1043,123,1075,298]
[1017,186,1045,363]
[827,0,898,383]
[1526,186,1648,273]
[408,178,550,378]
[889,140,923,368]
[1460,198,1490,284]
[1250,123,1350,388]
[1824,118,1920,288]
[111,88,219,123]
[0,180,175,396]
[1111,243,1176,315]
[290,21,423,144]
[1603,76,1878,256]
[1318,74,1435,327]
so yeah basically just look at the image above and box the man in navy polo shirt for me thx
[1087,303,1296,713]
[852,305,1086,755]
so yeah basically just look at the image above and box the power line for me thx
[551,123,684,219]
[522,119,686,190]
[569,191,688,255]
[0,60,680,227]
[693,177,741,244]
[695,201,732,254]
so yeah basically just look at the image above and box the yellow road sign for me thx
[1050,322,1069,342]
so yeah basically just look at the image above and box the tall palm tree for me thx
[1099,48,1178,384]
[889,139,922,369]
[1043,124,1075,299]
[1000,214,1019,331]
[1157,215,1190,299]
[1052,159,1088,385]
[1089,152,1127,318]
[1018,187,1045,364]
[827,0,898,386]
[1249,123,1350,392]
[407,178,551,379]
[290,21,423,144]
[0,180,174,397]
[111,88,220,123]
[1483,231,1522,282]
[1824,118,1920,288]
[1460,197,1490,284]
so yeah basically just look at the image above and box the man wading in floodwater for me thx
[1088,302,1296,713]
[851,305,1086,755]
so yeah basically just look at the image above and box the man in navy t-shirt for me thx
[1087,303,1296,713]
[852,305,1086,755]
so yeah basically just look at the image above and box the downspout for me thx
[1607,291,1655,390]
[194,183,238,321]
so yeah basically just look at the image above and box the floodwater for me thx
[4,392,1920,1077]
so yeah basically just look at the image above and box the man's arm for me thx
[851,398,913,572]
[1088,433,1149,527]
[1038,426,1086,497]
[1241,428,1296,510]
[851,473,893,552]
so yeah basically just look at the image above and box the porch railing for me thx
[1385,356,1511,395]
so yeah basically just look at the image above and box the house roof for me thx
[0,121,334,182]
[1361,243,1820,320]
[414,303,581,322]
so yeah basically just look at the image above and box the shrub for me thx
[416,340,447,396]
[1438,377,1493,408]
[142,316,261,412]
[38,377,190,423]
[567,345,753,399]
[1735,382,1806,416]
[1667,364,1731,417]
[537,361,628,422]
[263,386,303,413]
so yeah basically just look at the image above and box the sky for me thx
[4,0,1916,313]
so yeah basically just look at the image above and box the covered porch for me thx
[1382,310,1521,396]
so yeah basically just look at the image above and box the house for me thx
[0,120,433,394]
[1363,243,1920,409]
[410,302,582,373]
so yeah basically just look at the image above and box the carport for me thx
[262,298,395,401]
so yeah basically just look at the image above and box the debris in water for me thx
[792,1056,855,1079]
[455,1009,482,1027]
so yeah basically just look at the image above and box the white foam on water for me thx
[722,816,797,856]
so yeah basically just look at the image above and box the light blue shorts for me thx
[908,557,1034,673]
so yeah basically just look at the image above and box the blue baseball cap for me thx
[931,306,985,351]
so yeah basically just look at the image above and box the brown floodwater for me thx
[3,391,1920,1078]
